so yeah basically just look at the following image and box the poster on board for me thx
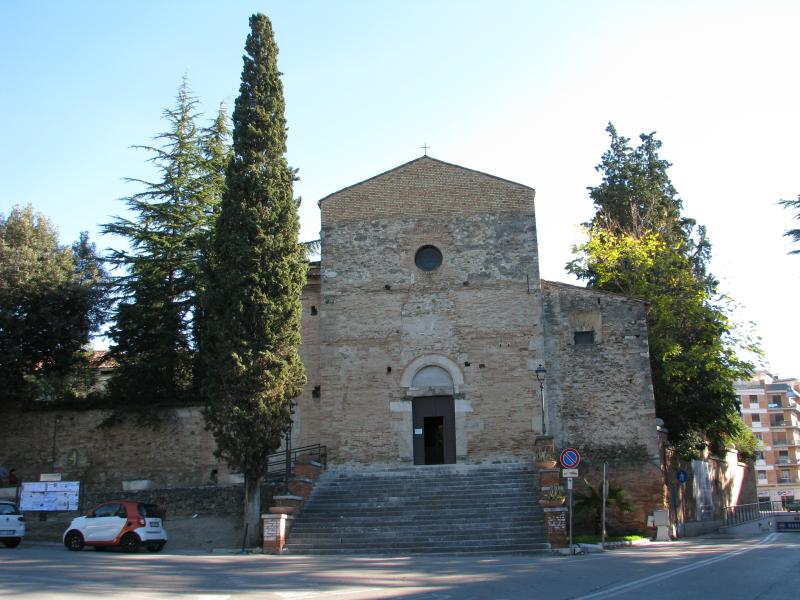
[19,481,80,512]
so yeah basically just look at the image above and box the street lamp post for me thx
[283,400,297,491]
[535,365,546,435]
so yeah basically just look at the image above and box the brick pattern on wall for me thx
[320,156,535,224]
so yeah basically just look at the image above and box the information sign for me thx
[19,481,80,512]
[562,468,579,478]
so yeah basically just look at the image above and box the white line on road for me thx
[275,588,383,599]
[571,535,776,600]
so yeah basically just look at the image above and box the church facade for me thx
[292,156,660,469]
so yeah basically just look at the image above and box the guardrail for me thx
[263,444,327,488]
[722,501,789,527]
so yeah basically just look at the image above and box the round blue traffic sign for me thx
[560,448,581,468]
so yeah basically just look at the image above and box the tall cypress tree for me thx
[202,14,307,543]
[104,80,229,406]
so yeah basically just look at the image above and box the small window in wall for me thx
[751,414,761,425]
[574,331,595,345]
[415,245,443,271]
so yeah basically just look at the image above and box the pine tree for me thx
[0,205,106,403]
[779,194,800,254]
[202,14,307,544]
[569,124,758,458]
[104,81,229,406]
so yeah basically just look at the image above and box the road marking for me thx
[276,588,382,599]
[571,536,774,600]
[195,596,230,600]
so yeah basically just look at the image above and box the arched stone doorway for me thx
[399,356,465,466]
[411,367,455,465]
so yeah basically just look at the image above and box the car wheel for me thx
[3,538,21,548]
[64,531,84,551]
[119,532,140,553]
[146,542,164,553]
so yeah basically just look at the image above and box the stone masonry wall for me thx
[541,281,665,529]
[541,281,659,457]
[0,406,226,489]
[318,157,546,464]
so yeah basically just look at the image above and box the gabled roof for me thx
[317,155,533,206]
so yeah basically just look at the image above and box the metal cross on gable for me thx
[420,142,430,156]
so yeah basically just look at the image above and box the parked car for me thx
[785,500,800,512]
[63,500,167,553]
[0,501,25,548]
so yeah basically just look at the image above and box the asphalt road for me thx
[0,533,798,599]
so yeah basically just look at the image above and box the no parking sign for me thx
[560,448,581,469]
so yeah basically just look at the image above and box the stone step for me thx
[284,462,549,555]
[285,542,552,555]
[289,527,546,540]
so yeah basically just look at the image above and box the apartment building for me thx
[737,374,800,505]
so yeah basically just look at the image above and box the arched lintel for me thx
[400,354,464,395]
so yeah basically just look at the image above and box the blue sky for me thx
[2,0,798,376]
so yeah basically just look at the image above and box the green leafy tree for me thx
[103,81,230,405]
[0,205,106,403]
[574,478,633,535]
[201,13,307,544]
[569,124,759,458]
[779,194,800,254]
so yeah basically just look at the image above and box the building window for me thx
[757,470,767,482]
[771,415,786,427]
[778,470,792,484]
[754,433,763,441]
[415,245,442,271]
[573,331,595,345]
[751,414,760,425]
[769,395,782,408]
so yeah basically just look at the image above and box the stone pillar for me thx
[543,507,568,548]
[262,513,293,554]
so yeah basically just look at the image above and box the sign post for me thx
[560,448,581,553]
[601,462,608,545]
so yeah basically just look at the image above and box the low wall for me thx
[663,439,757,537]
[0,404,234,489]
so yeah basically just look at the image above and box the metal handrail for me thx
[263,444,327,487]
[722,501,787,527]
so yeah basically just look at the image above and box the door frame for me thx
[412,395,456,465]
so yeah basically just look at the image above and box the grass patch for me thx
[573,534,647,544]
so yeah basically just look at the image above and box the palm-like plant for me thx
[573,478,633,535]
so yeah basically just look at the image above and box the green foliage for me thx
[0,205,106,403]
[103,80,230,406]
[201,14,307,537]
[569,124,758,457]
[779,194,800,254]
[574,478,633,535]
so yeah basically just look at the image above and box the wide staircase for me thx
[284,463,549,554]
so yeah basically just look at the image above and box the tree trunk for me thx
[243,473,262,547]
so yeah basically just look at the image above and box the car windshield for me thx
[0,503,19,515]
[138,503,164,519]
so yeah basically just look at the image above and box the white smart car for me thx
[0,501,25,548]
[63,500,167,553]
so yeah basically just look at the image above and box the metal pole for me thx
[569,483,573,553]
[540,381,546,435]
[601,462,608,545]
[284,426,292,491]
